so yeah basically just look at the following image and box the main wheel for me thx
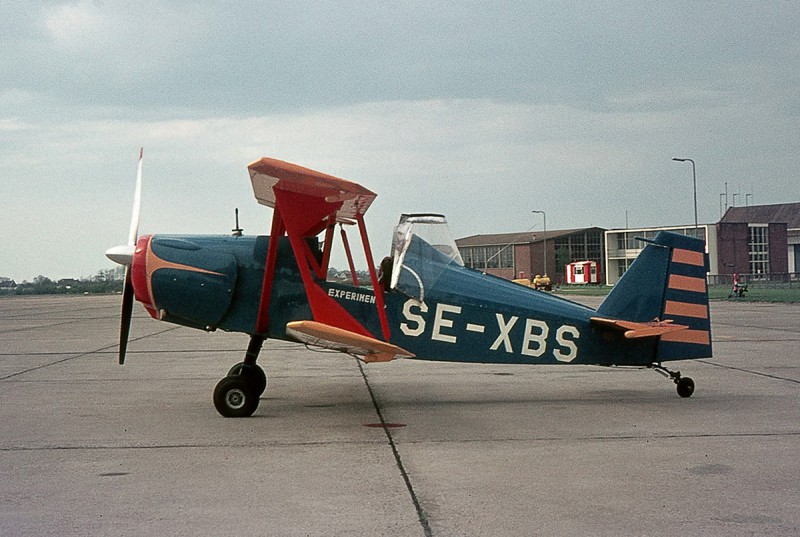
[213,376,259,417]
[676,377,695,398]
[227,362,267,396]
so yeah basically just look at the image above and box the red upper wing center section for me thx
[248,157,377,222]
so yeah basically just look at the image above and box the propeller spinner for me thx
[105,148,144,365]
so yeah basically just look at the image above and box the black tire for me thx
[227,362,267,396]
[213,376,259,417]
[676,377,695,398]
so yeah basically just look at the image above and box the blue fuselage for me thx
[140,234,658,367]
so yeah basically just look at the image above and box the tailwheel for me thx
[213,375,259,417]
[228,362,267,396]
[652,363,696,398]
[676,376,695,398]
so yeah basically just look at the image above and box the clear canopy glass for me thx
[390,214,463,301]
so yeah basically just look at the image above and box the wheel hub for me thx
[226,389,246,409]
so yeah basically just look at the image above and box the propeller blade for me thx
[111,147,144,365]
[128,147,143,247]
[106,148,143,266]
[118,266,134,365]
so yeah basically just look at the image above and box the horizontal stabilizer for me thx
[286,320,415,363]
[590,317,689,339]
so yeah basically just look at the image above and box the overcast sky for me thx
[2,1,798,282]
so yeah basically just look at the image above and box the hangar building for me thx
[456,202,798,286]
[455,227,605,285]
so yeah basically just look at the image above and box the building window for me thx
[748,225,769,276]
[686,227,706,241]
[554,230,603,275]
[474,247,486,269]
[617,259,630,278]
[794,244,800,273]
[460,246,514,270]
[461,248,474,268]
[499,246,514,269]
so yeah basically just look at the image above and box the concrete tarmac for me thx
[1,294,798,536]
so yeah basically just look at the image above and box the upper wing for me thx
[248,157,377,222]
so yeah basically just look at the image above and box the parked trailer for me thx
[565,260,600,284]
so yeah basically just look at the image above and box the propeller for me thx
[106,147,144,365]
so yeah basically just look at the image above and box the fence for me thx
[708,273,800,287]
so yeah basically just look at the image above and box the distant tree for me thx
[10,270,124,295]
[33,275,53,286]
[92,268,124,282]
[554,246,571,280]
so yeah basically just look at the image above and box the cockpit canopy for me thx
[390,214,463,301]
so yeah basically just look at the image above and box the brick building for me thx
[456,227,605,285]
[456,202,798,286]
[718,202,800,278]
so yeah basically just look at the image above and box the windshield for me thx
[390,214,463,301]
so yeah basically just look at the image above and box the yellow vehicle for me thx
[513,273,552,291]
[533,274,552,291]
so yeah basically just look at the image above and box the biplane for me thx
[107,151,712,417]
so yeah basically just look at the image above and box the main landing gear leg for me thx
[652,363,695,398]
[213,335,268,417]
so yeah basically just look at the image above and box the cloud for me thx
[0,98,626,279]
[43,0,103,45]
[1,2,799,282]
[0,117,32,133]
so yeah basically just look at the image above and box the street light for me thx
[672,157,698,229]
[532,210,547,276]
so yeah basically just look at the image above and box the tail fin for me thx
[597,232,712,362]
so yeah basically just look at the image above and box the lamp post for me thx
[672,157,698,229]
[532,210,547,276]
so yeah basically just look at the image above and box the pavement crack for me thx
[698,359,800,384]
[0,326,181,381]
[357,359,433,537]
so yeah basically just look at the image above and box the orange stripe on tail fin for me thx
[660,329,710,345]
[664,300,708,319]
[671,248,705,267]
[668,274,706,293]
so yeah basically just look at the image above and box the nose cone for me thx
[105,244,135,265]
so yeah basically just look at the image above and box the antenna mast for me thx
[232,208,243,237]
